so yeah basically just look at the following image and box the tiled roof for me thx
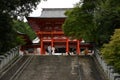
[40,8,71,18]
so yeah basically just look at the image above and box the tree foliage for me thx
[98,0,120,74]
[101,29,120,73]
[62,0,120,46]
[0,0,43,53]
[0,14,16,53]
[94,0,120,46]
[0,0,42,19]
[62,0,98,42]
[13,20,36,40]
[62,0,120,74]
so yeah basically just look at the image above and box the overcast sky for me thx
[30,0,80,17]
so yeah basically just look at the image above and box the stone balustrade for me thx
[94,48,120,80]
[0,47,19,70]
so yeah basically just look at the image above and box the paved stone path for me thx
[16,55,107,80]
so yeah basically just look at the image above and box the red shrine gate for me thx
[27,8,85,55]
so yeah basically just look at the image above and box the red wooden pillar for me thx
[77,40,80,55]
[51,33,54,47]
[51,40,54,47]
[66,38,69,54]
[40,32,44,55]
[40,38,43,55]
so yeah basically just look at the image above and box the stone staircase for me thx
[16,55,107,80]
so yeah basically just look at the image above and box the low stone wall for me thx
[94,48,120,80]
[0,47,19,70]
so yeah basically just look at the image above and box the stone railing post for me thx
[94,48,120,80]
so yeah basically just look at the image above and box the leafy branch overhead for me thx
[0,0,42,19]
[0,0,43,53]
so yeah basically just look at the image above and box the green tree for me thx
[94,0,120,46]
[63,0,120,47]
[0,0,45,53]
[0,14,16,53]
[0,0,42,19]
[97,0,120,74]
[62,0,120,74]
[101,29,120,73]
[62,0,98,42]
[13,20,36,40]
